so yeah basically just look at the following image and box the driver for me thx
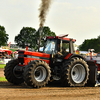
[57,43,67,56]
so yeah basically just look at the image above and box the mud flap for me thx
[86,60,97,86]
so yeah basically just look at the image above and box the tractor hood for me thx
[24,51,50,59]
[18,50,50,65]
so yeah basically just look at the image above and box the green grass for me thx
[0,77,7,81]
[0,64,7,81]
[9,48,16,52]
[0,64,5,68]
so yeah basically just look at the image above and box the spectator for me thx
[97,52,100,56]
[0,52,2,58]
[5,52,9,59]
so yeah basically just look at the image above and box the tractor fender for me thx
[64,54,85,60]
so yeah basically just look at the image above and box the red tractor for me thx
[4,34,97,88]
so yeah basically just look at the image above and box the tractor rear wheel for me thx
[4,59,24,85]
[23,60,51,88]
[61,57,89,86]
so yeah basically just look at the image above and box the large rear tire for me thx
[23,60,51,88]
[86,61,97,87]
[4,59,24,85]
[61,57,89,86]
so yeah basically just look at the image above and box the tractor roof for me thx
[46,34,76,42]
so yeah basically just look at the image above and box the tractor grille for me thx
[18,50,25,65]
[18,58,24,65]
[18,51,25,54]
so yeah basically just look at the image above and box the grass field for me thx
[0,77,7,81]
[0,64,6,81]
[0,64,5,68]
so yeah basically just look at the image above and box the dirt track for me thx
[0,68,4,77]
[0,68,100,100]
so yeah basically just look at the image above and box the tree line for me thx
[79,36,100,53]
[0,25,56,50]
[1,25,100,52]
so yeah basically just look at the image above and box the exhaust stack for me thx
[38,0,52,51]
[38,27,43,51]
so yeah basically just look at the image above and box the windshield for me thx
[43,39,56,54]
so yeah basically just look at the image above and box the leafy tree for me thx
[0,25,9,46]
[15,27,36,48]
[35,26,56,50]
[15,26,56,50]
[79,35,100,52]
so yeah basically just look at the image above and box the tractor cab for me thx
[43,35,76,58]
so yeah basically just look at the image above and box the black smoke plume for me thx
[39,0,52,28]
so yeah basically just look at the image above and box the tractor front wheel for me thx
[23,60,51,88]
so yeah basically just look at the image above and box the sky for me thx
[0,0,100,45]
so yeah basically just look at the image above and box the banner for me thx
[9,42,11,48]
[1,46,9,49]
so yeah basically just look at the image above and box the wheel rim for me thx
[71,64,86,83]
[34,66,47,82]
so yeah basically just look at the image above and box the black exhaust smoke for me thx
[39,0,52,28]
[38,0,52,51]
